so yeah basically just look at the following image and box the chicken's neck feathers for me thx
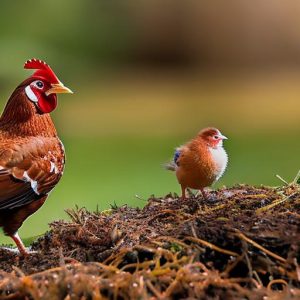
[0,83,57,137]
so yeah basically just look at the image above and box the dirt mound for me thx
[0,184,299,299]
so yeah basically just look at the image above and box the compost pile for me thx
[0,184,299,300]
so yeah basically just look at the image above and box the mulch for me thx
[0,184,299,299]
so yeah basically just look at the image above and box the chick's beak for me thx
[220,134,228,140]
[45,82,73,96]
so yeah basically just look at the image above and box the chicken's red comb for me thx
[24,58,60,84]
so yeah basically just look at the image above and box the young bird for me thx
[0,59,72,255]
[166,127,228,200]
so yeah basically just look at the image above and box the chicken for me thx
[0,59,72,255]
[166,127,228,200]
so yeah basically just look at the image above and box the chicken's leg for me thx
[10,232,28,256]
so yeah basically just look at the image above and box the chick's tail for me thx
[164,161,177,171]
[164,148,181,171]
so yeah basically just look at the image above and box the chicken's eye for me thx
[35,81,44,89]
[214,135,219,140]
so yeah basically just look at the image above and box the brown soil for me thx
[0,184,299,300]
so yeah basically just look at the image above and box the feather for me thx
[0,136,64,211]
[174,149,181,166]
[164,161,177,171]
[165,148,182,171]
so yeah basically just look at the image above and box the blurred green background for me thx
[0,0,300,244]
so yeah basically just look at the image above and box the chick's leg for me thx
[181,185,187,200]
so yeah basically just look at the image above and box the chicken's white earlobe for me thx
[25,86,38,103]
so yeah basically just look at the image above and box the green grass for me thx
[1,133,299,245]
[1,71,300,245]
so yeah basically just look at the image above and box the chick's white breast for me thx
[209,146,228,181]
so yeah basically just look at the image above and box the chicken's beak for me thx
[45,82,73,96]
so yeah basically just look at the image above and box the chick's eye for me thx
[35,81,44,89]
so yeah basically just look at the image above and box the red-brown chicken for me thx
[0,59,72,255]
